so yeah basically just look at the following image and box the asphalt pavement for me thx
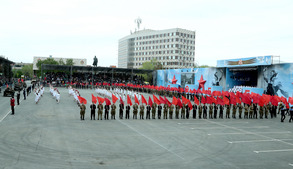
[0,87,293,169]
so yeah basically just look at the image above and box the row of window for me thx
[135,38,195,45]
[135,44,195,51]
[135,50,195,56]
[134,56,195,61]
[136,32,195,40]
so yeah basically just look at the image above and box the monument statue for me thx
[93,56,98,67]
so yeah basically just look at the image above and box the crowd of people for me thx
[42,72,146,88]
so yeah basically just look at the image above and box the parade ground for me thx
[0,88,293,169]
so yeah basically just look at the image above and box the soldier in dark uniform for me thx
[158,104,162,119]
[163,104,168,119]
[126,104,130,119]
[192,104,197,119]
[175,105,180,119]
[219,105,224,119]
[280,103,286,122]
[152,103,157,119]
[209,104,213,119]
[169,104,174,119]
[272,105,277,118]
[181,104,185,119]
[97,103,103,120]
[111,103,116,120]
[213,103,218,119]
[203,104,207,119]
[139,104,145,119]
[119,103,124,119]
[225,105,230,119]
[23,89,26,100]
[249,104,254,119]
[265,103,271,119]
[79,103,86,120]
[90,102,96,120]
[146,104,151,119]
[104,104,110,120]
[289,106,293,123]
[185,104,190,119]
[133,103,138,119]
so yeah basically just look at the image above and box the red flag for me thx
[188,100,193,110]
[172,96,178,105]
[97,96,104,104]
[148,96,153,106]
[288,97,293,105]
[270,96,278,106]
[18,79,20,83]
[134,94,140,105]
[112,94,118,104]
[223,96,229,105]
[201,96,206,104]
[78,96,87,104]
[242,95,251,105]
[252,94,260,104]
[182,96,188,104]
[153,94,160,105]
[141,95,147,105]
[194,96,199,105]
[21,79,24,82]
[236,96,241,104]
[212,91,222,96]
[105,98,111,106]
[91,94,97,104]
[206,96,213,104]
[217,97,224,105]
[164,96,172,106]
[159,96,166,104]
[119,96,124,105]
[127,95,132,106]
[177,98,183,108]
[259,96,266,107]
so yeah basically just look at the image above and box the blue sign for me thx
[217,56,272,67]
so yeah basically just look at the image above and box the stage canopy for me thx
[41,64,154,74]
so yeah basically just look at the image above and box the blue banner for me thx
[217,56,272,67]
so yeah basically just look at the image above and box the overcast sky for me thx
[0,0,292,67]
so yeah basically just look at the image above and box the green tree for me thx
[22,64,33,78]
[59,59,65,65]
[66,59,74,66]
[12,69,22,78]
[36,58,59,70]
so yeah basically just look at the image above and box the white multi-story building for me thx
[118,28,196,69]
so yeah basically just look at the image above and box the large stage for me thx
[156,55,293,98]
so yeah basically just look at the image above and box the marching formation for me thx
[49,85,60,103]
[34,85,44,104]
[72,86,293,123]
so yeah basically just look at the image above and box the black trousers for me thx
[91,111,95,120]
[11,106,14,115]
[126,111,130,119]
[146,111,150,119]
[281,113,286,122]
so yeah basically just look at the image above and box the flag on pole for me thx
[91,94,97,104]
[105,98,111,105]
[112,94,118,104]
[134,94,139,105]
[97,96,104,104]
[148,96,153,106]
[153,94,160,104]
[78,96,87,104]
[172,96,178,105]
[141,95,147,105]
[127,95,132,106]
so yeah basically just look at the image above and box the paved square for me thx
[0,88,293,169]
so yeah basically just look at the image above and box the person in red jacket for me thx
[10,96,15,115]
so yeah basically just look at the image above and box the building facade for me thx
[118,28,196,69]
[33,56,87,71]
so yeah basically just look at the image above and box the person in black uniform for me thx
[146,105,151,120]
[289,106,293,123]
[192,104,197,119]
[219,105,224,119]
[90,102,96,120]
[186,105,190,119]
[253,103,258,119]
[280,104,287,122]
[157,104,162,119]
[125,104,130,119]
[104,104,110,120]
[17,91,20,105]
[213,103,218,119]
[271,105,277,118]
[119,103,124,119]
